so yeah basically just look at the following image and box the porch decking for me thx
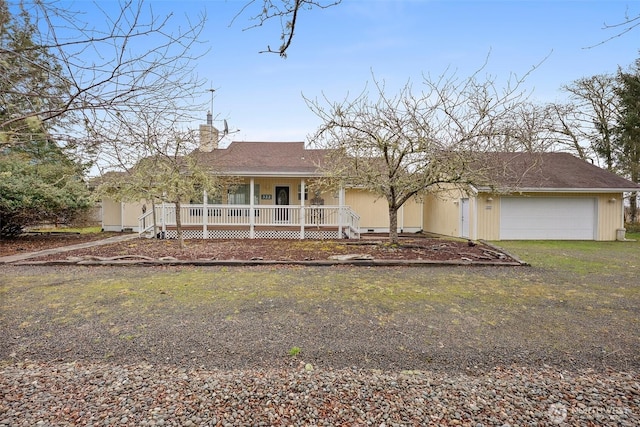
[139,204,361,239]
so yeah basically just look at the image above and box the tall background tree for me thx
[558,74,620,169]
[1,0,210,236]
[554,57,640,224]
[0,0,91,236]
[615,57,640,223]
[0,0,68,149]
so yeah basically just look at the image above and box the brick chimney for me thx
[199,111,219,152]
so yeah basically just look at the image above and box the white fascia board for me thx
[215,171,324,178]
[476,187,639,193]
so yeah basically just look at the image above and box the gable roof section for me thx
[193,141,330,177]
[194,146,639,192]
[476,152,640,192]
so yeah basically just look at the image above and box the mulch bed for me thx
[2,233,520,264]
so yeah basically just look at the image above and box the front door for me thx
[275,186,289,222]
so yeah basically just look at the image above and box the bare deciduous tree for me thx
[1,0,207,158]
[95,108,225,248]
[556,74,620,169]
[306,67,538,243]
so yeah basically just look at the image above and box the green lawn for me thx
[494,234,640,276]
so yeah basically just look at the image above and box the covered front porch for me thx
[139,203,360,239]
[140,177,361,240]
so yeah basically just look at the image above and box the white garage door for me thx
[500,197,596,240]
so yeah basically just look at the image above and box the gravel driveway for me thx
[1,258,639,426]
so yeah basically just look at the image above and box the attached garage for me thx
[423,152,640,241]
[500,197,596,240]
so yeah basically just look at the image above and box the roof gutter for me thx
[211,169,325,178]
[476,187,640,193]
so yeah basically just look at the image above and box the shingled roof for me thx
[475,152,640,192]
[192,145,639,192]
[192,141,330,177]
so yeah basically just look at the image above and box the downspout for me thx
[300,179,306,239]
[420,198,424,235]
[120,202,124,232]
[469,186,479,241]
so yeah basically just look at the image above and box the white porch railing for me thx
[139,204,360,239]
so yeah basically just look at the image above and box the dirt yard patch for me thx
[1,262,638,374]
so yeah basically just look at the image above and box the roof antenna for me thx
[208,86,239,141]
[209,88,215,114]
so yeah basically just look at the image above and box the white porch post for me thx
[203,190,208,239]
[338,186,344,238]
[300,179,306,239]
[161,199,166,237]
[249,178,255,239]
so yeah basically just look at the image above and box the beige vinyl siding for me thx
[345,189,423,232]
[101,199,145,231]
[101,198,122,231]
[595,193,625,240]
[478,192,624,241]
[123,201,145,230]
[475,195,500,240]
[422,188,466,238]
[400,198,424,232]
[345,189,388,229]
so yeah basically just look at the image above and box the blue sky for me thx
[69,1,640,144]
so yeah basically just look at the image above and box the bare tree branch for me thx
[232,0,341,57]
[585,7,640,48]
[1,0,209,158]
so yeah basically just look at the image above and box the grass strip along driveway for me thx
[1,236,638,373]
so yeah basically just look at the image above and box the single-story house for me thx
[101,134,639,241]
[102,139,425,240]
